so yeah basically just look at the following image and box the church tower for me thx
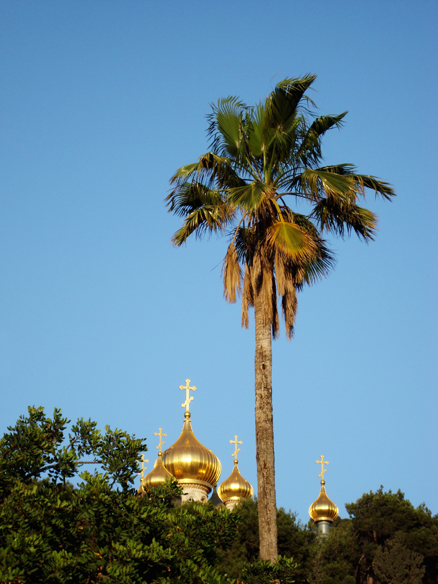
[138,427,174,494]
[161,379,221,503]
[309,455,338,535]
[138,378,256,508]
[218,435,253,510]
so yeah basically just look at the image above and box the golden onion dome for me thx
[161,412,221,491]
[141,452,174,490]
[218,459,253,502]
[308,479,339,523]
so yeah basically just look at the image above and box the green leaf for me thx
[226,182,266,211]
[268,221,315,260]
[208,96,246,158]
[300,167,354,199]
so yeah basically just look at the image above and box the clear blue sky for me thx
[1,1,437,523]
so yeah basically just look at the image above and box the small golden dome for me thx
[218,459,253,502]
[162,414,221,491]
[309,480,339,523]
[141,452,174,490]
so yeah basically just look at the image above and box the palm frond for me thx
[248,104,268,158]
[274,250,287,297]
[353,173,395,201]
[264,115,303,168]
[311,199,378,241]
[313,165,395,200]
[267,220,316,261]
[168,177,227,245]
[299,242,335,287]
[165,182,224,217]
[263,78,318,169]
[222,244,242,303]
[235,226,254,265]
[207,97,246,158]
[284,212,335,286]
[227,182,267,212]
[268,75,317,124]
[170,152,246,190]
[171,161,201,181]
[298,167,355,202]
[281,279,297,340]
[297,112,348,165]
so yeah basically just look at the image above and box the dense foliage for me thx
[0,407,239,583]
[219,494,438,584]
[1,407,436,584]
[345,488,438,584]
[218,498,315,582]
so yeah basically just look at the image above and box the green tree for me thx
[166,75,395,561]
[373,533,425,584]
[307,519,359,584]
[217,498,315,583]
[239,556,299,584]
[346,488,438,584]
[0,406,239,583]
[305,489,438,584]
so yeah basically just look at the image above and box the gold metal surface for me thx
[218,436,253,502]
[139,453,149,480]
[142,453,175,488]
[154,427,167,454]
[316,455,329,480]
[161,416,221,490]
[141,428,174,489]
[180,378,196,415]
[309,455,338,523]
[230,435,242,461]
[218,461,253,502]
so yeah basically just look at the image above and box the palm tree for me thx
[166,75,395,562]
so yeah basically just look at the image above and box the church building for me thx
[138,378,253,509]
[138,378,338,522]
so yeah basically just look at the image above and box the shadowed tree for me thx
[346,488,438,584]
[0,407,240,583]
[166,75,395,561]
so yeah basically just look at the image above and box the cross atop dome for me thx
[309,455,338,534]
[154,427,167,454]
[180,378,196,418]
[230,435,242,463]
[139,453,149,480]
[218,435,253,509]
[316,455,329,481]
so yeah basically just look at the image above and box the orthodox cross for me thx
[154,427,167,454]
[316,455,329,479]
[139,453,149,480]
[230,435,242,461]
[180,378,196,414]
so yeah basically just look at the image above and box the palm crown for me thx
[166,75,394,339]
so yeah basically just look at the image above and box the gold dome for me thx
[141,452,174,490]
[218,435,253,503]
[161,413,221,491]
[309,479,339,523]
[218,459,253,502]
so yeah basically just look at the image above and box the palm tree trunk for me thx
[254,290,278,562]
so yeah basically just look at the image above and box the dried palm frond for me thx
[281,279,298,340]
[241,262,254,329]
[222,244,242,303]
